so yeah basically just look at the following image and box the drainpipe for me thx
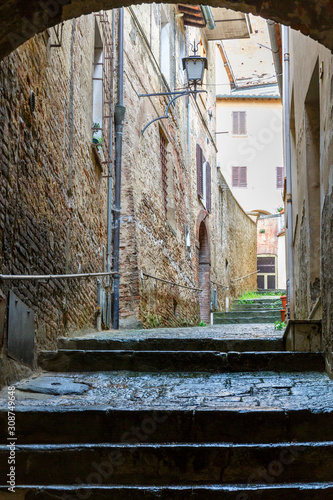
[267,20,283,97]
[106,9,115,329]
[200,6,215,30]
[282,25,294,319]
[112,7,126,329]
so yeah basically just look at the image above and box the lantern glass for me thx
[182,56,207,86]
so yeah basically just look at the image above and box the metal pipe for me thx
[230,270,259,283]
[200,5,215,30]
[112,7,126,329]
[0,271,117,281]
[106,9,115,329]
[142,272,202,292]
[282,25,294,319]
[267,20,283,97]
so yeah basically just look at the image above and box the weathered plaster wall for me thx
[288,28,333,373]
[215,172,257,308]
[0,15,107,385]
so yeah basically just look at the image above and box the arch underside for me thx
[1,0,333,62]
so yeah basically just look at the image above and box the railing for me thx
[140,272,201,328]
[0,271,117,281]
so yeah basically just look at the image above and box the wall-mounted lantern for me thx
[182,41,207,90]
[139,40,208,135]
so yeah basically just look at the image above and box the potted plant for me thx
[92,122,100,144]
[280,295,287,310]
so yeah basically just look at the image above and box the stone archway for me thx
[198,219,211,324]
[2,0,333,62]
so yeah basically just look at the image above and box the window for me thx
[93,20,103,142]
[232,111,247,135]
[160,9,170,86]
[196,144,211,212]
[257,255,277,290]
[232,166,247,188]
[160,132,168,214]
[179,32,185,83]
[276,167,284,189]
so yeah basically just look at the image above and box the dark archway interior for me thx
[198,221,210,323]
[1,0,333,62]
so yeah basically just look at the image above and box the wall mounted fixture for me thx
[140,40,208,135]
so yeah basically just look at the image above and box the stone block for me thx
[284,320,322,352]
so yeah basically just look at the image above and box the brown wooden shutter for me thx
[232,112,238,135]
[239,112,246,135]
[196,143,203,197]
[232,166,239,187]
[276,166,283,188]
[206,162,211,212]
[240,166,247,187]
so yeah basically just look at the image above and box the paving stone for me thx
[16,376,90,395]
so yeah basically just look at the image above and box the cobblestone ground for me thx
[0,371,332,410]
[1,324,332,412]
[68,323,281,340]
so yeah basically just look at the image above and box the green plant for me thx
[274,320,287,330]
[145,311,160,329]
[198,321,207,327]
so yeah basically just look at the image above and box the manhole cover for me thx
[16,376,90,395]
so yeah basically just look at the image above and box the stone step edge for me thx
[1,441,332,451]
[2,482,333,491]
[41,349,317,354]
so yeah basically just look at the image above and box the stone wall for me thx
[288,28,333,373]
[120,5,257,328]
[0,5,259,388]
[0,15,107,386]
[215,172,257,309]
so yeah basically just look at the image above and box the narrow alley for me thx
[1,0,333,497]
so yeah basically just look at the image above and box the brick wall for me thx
[0,16,107,385]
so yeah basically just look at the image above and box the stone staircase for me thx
[0,324,332,498]
[214,291,284,325]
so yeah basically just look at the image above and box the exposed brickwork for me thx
[257,218,278,255]
[0,17,107,384]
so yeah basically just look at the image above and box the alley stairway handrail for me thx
[141,272,203,292]
[230,270,259,283]
[0,271,118,281]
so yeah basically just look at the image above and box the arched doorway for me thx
[198,220,211,324]
[2,0,333,61]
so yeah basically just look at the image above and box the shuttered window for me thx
[232,166,247,187]
[206,162,211,212]
[276,166,284,189]
[196,143,211,212]
[196,143,203,198]
[232,111,247,135]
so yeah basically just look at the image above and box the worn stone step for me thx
[214,311,282,319]
[214,317,282,324]
[3,483,333,499]
[231,303,281,311]
[1,408,333,445]
[58,337,284,352]
[38,350,325,373]
[234,298,282,304]
[1,442,333,485]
